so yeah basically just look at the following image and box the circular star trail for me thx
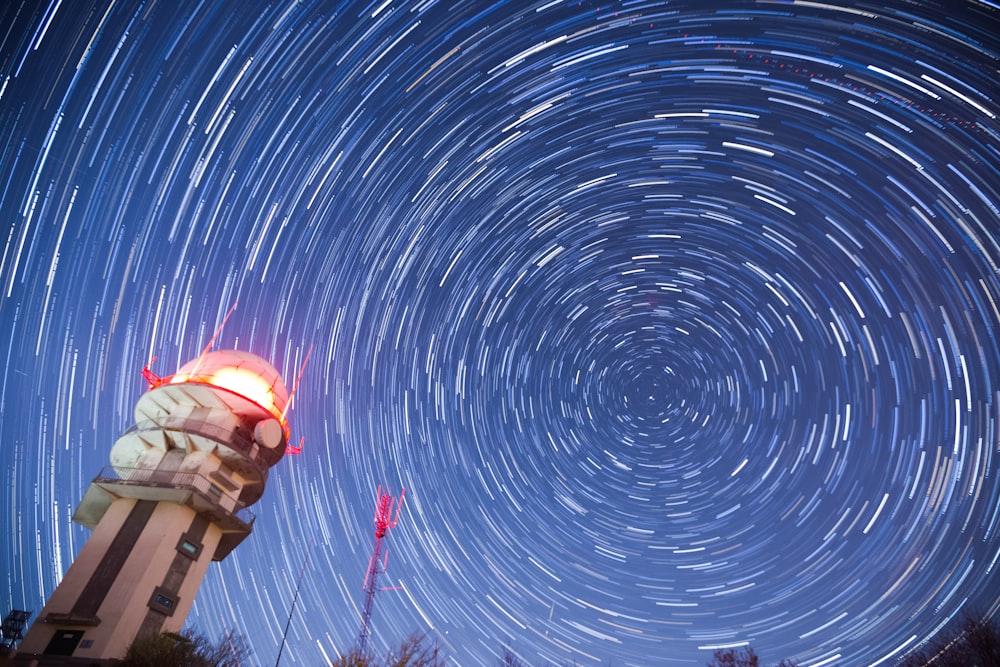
[2,1,1000,665]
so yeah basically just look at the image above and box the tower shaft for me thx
[17,498,226,660]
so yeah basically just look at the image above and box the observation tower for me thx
[17,350,291,664]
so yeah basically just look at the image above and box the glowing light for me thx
[168,351,289,424]
[202,366,276,413]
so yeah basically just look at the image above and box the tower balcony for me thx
[73,467,257,560]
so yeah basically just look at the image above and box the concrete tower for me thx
[17,350,290,664]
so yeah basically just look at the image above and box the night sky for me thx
[2,1,1000,666]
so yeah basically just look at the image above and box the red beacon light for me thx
[168,350,290,428]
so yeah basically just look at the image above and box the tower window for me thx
[148,587,179,616]
[176,533,203,560]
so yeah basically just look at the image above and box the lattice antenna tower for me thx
[357,485,405,655]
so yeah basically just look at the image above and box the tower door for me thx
[44,629,85,656]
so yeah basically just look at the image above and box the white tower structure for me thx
[17,350,290,664]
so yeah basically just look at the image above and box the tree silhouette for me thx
[896,613,1000,666]
[332,633,444,667]
[499,646,527,666]
[120,629,249,667]
[707,646,799,667]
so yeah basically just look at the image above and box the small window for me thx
[148,587,179,617]
[176,534,203,560]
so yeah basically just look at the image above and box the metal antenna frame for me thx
[356,486,406,656]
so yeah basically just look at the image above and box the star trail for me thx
[2,1,1000,665]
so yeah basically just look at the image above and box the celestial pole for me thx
[1,2,999,666]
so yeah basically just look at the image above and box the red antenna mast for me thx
[141,300,239,389]
[357,485,405,655]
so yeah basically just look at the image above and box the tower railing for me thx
[90,466,256,527]
[124,416,280,470]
